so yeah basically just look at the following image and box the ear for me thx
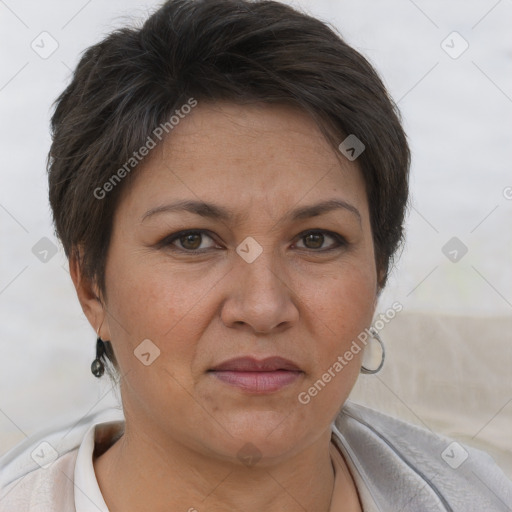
[375,264,387,298]
[69,247,111,341]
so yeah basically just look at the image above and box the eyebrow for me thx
[141,198,361,225]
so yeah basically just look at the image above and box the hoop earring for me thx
[360,328,385,374]
[91,327,106,378]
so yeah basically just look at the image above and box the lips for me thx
[208,356,303,393]
[209,356,302,372]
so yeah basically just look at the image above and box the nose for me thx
[220,247,300,334]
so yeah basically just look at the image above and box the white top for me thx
[74,421,110,512]
[1,402,511,511]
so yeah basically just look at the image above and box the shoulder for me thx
[0,407,123,512]
[0,449,78,511]
[332,401,512,511]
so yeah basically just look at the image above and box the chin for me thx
[207,411,308,460]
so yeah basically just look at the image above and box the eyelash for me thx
[158,229,347,254]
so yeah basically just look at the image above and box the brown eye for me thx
[303,232,324,249]
[179,233,203,250]
[295,230,346,251]
[160,230,218,252]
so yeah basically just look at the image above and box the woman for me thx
[1,0,511,510]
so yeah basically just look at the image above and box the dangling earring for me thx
[360,328,385,374]
[91,327,106,378]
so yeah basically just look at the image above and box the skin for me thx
[71,101,380,512]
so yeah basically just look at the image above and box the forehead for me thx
[160,101,346,170]
[117,101,368,223]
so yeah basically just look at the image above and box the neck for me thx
[94,422,339,512]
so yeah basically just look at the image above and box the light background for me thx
[1,0,511,478]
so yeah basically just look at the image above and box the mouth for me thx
[208,356,304,393]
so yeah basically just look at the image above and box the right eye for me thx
[159,230,220,252]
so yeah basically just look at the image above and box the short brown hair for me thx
[48,0,410,374]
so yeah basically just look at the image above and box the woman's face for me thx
[97,101,378,463]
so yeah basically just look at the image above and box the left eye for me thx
[294,231,345,251]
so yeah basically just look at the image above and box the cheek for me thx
[307,255,376,336]
[103,258,201,410]
[106,244,180,329]
[335,264,376,329]
[103,251,216,375]
[302,259,376,392]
